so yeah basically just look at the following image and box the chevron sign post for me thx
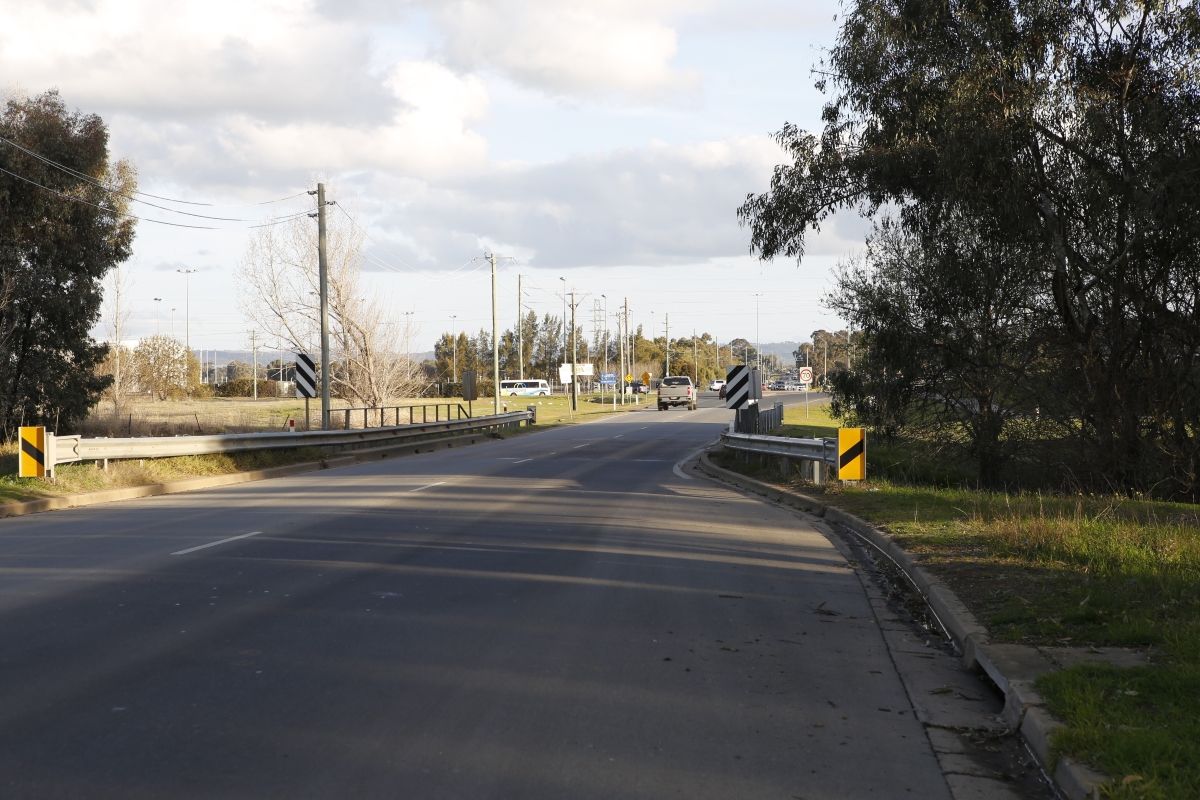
[295,353,317,398]
[724,365,760,410]
[295,353,317,431]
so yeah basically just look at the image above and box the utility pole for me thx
[663,313,670,376]
[569,290,578,412]
[622,297,629,404]
[249,330,259,401]
[309,183,332,429]
[489,252,500,415]
[517,274,523,380]
[693,329,698,384]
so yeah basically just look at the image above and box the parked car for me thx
[630,381,650,394]
[708,379,726,392]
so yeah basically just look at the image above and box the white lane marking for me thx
[572,443,589,449]
[614,434,624,439]
[639,426,648,430]
[513,458,533,464]
[172,531,263,556]
[409,482,446,492]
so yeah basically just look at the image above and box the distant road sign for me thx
[600,372,617,386]
[799,366,814,384]
[641,371,651,385]
[294,353,317,399]
[625,374,633,383]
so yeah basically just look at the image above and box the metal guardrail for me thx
[334,403,471,430]
[720,431,837,466]
[51,411,531,467]
[733,401,784,434]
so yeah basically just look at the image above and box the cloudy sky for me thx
[2,0,863,353]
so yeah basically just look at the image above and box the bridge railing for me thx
[48,411,531,468]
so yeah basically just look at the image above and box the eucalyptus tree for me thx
[0,91,136,434]
[740,0,1200,493]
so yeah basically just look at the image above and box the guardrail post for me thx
[344,409,350,430]
[526,405,537,425]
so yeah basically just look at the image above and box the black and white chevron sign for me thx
[295,352,317,399]
[724,365,760,409]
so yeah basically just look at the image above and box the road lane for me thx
[0,405,952,799]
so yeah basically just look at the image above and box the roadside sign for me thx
[724,365,761,409]
[838,428,866,480]
[641,371,651,385]
[600,372,617,386]
[462,370,478,401]
[294,353,317,398]
[18,426,46,478]
[799,366,813,384]
[625,374,633,383]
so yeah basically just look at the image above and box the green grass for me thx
[720,399,1200,796]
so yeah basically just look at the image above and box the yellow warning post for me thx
[838,427,865,481]
[18,425,47,478]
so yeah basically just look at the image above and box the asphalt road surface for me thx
[0,397,957,799]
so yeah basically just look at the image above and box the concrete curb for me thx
[695,449,1108,800]
[0,431,495,521]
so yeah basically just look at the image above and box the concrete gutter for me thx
[696,449,1110,800]
[0,431,494,521]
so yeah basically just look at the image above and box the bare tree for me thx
[237,210,420,406]
[131,335,188,401]
[98,263,132,413]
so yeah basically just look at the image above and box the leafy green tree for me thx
[740,0,1200,494]
[0,91,136,434]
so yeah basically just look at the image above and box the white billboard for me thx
[558,363,596,383]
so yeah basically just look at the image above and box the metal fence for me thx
[49,411,532,468]
[733,401,785,434]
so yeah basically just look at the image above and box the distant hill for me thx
[760,341,800,362]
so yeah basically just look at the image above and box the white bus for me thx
[499,379,551,397]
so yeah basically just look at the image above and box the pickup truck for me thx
[657,376,697,411]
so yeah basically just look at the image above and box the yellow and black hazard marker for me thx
[837,427,865,481]
[18,425,47,478]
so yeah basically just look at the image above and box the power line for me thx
[0,163,315,231]
[0,133,309,209]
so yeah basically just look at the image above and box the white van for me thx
[499,379,550,397]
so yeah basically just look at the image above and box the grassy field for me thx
[717,399,1200,799]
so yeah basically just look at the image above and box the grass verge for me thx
[718,400,1200,798]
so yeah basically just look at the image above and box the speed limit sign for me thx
[799,366,814,384]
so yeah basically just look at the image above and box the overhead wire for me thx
[0,162,314,231]
[0,133,310,212]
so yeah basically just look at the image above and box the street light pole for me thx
[450,314,458,383]
[559,276,567,394]
[177,268,197,386]
[153,297,162,335]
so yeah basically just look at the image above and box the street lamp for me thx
[754,292,762,374]
[153,297,162,335]
[450,314,458,382]
[177,268,197,359]
[560,276,567,390]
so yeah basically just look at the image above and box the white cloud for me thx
[1,0,395,124]
[428,0,702,101]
